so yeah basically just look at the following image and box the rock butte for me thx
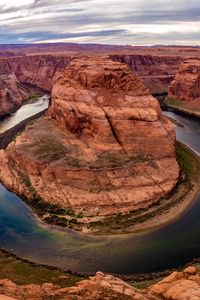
[0,57,179,217]
[0,59,28,118]
[168,59,200,107]
[0,266,200,299]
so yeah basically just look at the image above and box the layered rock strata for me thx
[168,59,200,105]
[111,54,183,94]
[7,55,71,91]
[0,59,28,118]
[0,57,179,217]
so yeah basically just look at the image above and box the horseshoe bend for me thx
[0,57,179,221]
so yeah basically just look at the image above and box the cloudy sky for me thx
[0,0,200,45]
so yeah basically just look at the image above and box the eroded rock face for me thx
[111,54,183,94]
[149,266,200,300]
[0,57,179,217]
[0,59,28,118]
[168,59,200,104]
[7,55,71,91]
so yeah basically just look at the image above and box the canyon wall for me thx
[0,59,28,118]
[168,59,200,105]
[0,57,179,217]
[0,52,186,117]
[111,54,183,94]
[7,55,71,91]
[6,53,184,95]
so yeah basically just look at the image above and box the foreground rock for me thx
[0,266,200,300]
[149,266,200,300]
[0,272,154,300]
[0,59,28,118]
[0,57,179,217]
[168,59,200,107]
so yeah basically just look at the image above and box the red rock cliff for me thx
[7,55,71,91]
[168,59,200,104]
[111,54,183,94]
[0,57,179,217]
[0,59,28,118]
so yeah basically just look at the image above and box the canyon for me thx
[7,55,71,92]
[0,44,200,300]
[0,57,179,217]
[0,45,200,118]
[111,54,183,94]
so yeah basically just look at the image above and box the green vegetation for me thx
[165,97,200,114]
[24,92,40,104]
[0,250,84,287]
[31,139,67,162]
[176,143,197,180]
[165,97,183,107]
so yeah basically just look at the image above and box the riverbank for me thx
[165,97,200,119]
[0,110,47,149]
[0,247,173,292]
[0,248,84,287]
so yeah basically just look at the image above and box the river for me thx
[0,103,200,275]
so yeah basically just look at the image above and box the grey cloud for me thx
[0,29,126,43]
[0,0,199,45]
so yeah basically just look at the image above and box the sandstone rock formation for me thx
[168,59,200,106]
[0,59,28,118]
[149,266,200,300]
[0,266,200,300]
[0,272,154,300]
[111,54,183,94]
[0,57,179,217]
[7,55,71,91]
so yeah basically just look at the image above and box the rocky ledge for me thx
[0,57,179,217]
[0,266,200,300]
